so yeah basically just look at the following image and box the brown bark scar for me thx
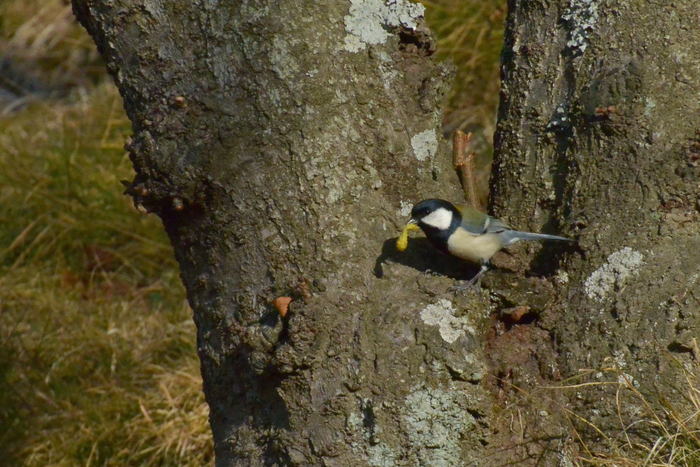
[273,296,292,317]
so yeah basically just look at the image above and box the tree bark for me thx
[489,0,700,461]
[73,0,700,464]
[72,1,496,465]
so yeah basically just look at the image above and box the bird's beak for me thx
[404,219,420,232]
[405,218,420,231]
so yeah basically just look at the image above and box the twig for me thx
[452,130,482,211]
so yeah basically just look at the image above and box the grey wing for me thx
[483,215,510,234]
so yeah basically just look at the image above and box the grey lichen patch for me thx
[378,62,400,91]
[584,247,644,302]
[410,129,438,162]
[367,444,397,467]
[420,299,474,344]
[562,0,600,56]
[398,200,412,217]
[343,0,425,53]
[347,409,397,466]
[270,36,300,81]
[402,386,474,466]
[299,117,381,212]
[346,411,363,431]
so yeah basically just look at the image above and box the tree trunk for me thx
[489,0,700,461]
[72,1,496,465]
[73,0,700,464]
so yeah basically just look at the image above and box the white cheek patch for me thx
[421,207,453,230]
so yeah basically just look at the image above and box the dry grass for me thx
[492,359,700,466]
[1,6,211,465]
[0,0,102,98]
[0,81,212,465]
[567,363,700,466]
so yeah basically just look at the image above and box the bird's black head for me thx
[411,199,460,228]
[410,199,461,252]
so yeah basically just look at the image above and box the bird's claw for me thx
[449,277,482,294]
[449,264,488,294]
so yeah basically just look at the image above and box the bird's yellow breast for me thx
[446,229,503,263]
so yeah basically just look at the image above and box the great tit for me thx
[401,199,572,285]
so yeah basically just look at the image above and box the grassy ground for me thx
[424,0,505,137]
[1,1,696,466]
[574,364,700,466]
[0,83,213,465]
[0,1,212,464]
[0,0,102,97]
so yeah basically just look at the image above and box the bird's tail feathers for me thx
[503,230,572,245]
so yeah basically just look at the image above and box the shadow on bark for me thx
[205,350,290,428]
[373,237,477,281]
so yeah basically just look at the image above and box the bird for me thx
[398,199,572,287]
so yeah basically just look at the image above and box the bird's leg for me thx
[468,261,490,285]
[450,261,490,293]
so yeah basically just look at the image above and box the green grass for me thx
[1,5,212,463]
[0,83,212,465]
[424,0,506,136]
